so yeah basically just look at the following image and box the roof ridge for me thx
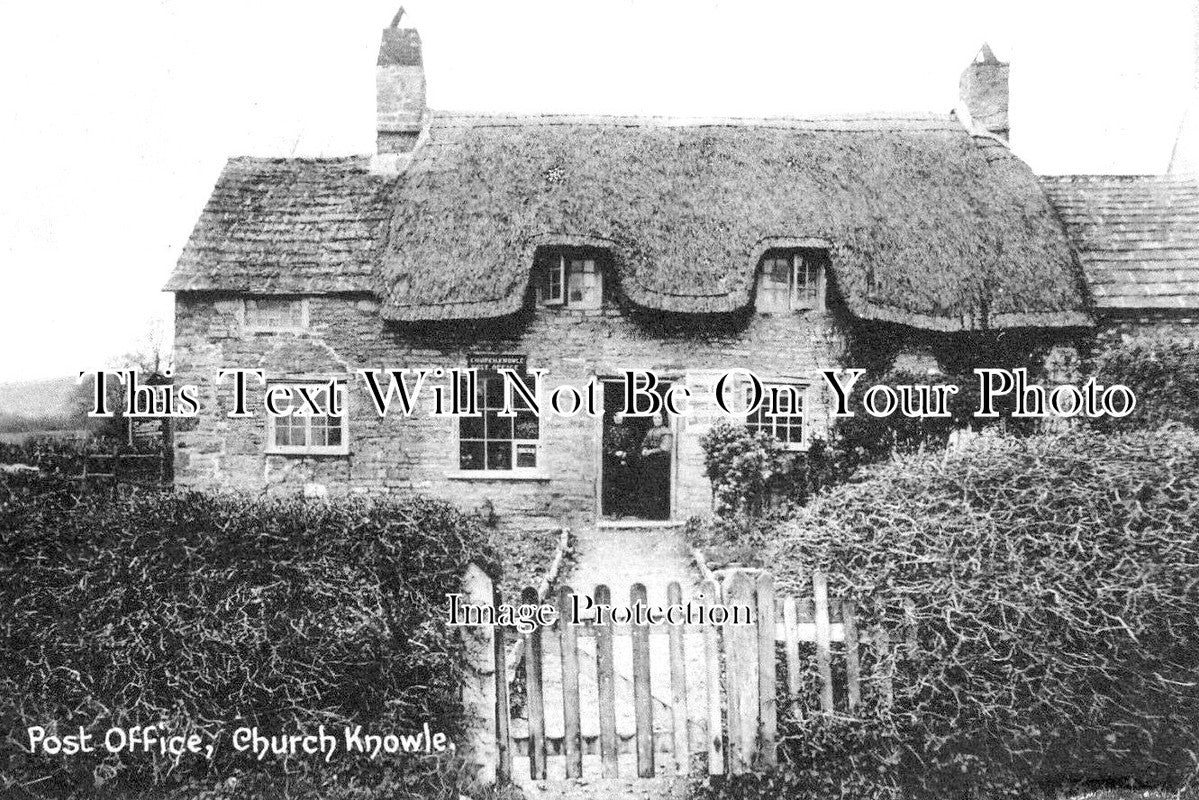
[427,109,959,130]
[224,155,373,167]
[1039,173,1199,182]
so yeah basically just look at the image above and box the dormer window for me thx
[534,249,605,310]
[756,249,827,313]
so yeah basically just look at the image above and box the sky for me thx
[0,0,1194,382]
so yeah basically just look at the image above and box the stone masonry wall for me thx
[172,293,854,533]
[1100,315,1199,343]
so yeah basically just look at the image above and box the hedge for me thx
[1089,333,1199,430]
[695,427,1199,799]
[0,475,497,799]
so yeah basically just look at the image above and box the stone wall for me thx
[172,292,853,532]
[1099,315,1199,343]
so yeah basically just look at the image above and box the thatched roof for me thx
[165,157,396,294]
[379,113,1090,329]
[1040,175,1199,312]
[168,113,1093,331]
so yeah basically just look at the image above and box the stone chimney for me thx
[959,44,1009,142]
[1169,0,1199,173]
[376,7,426,157]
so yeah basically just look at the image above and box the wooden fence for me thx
[79,450,171,490]
[496,568,914,783]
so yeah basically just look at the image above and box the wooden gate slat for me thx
[903,598,918,655]
[667,581,689,774]
[493,586,513,784]
[630,582,655,778]
[843,597,862,712]
[812,572,834,713]
[700,578,724,776]
[557,585,583,778]
[594,584,619,778]
[521,586,547,780]
[724,570,758,775]
[755,572,777,768]
[874,626,895,712]
[782,595,801,706]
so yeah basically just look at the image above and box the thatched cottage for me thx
[165,15,1198,531]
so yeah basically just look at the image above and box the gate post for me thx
[723,569,760,774]
[460,561,499,787]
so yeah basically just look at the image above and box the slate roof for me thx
[1040,175,1199,312]
[165,157,396,294]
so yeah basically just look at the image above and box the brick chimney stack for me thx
[376,7,426,157]
[958,44,1010,142]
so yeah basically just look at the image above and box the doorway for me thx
[599,379,673,520]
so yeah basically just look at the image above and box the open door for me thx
[599,379,672,520]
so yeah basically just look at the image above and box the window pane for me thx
[325,421,342,447]
[460,440,484,470]
[567,258,602,308]
[537,257,564,304]
[757,256,792,312]
[794,256,816,307]
[515,410,539,440]
[749,384,806,446]
[768,385,803,416]
[460,414,485,440]
[511,373,537,411]
[484,377,505,410]
[486,441,512,470]
[266,382,347,453]
[765,258,790,283]
[277,417,303,447]
[485,410,512,440]
[309,387,329,412]
[515,442,538,469]
[291,418,308,446]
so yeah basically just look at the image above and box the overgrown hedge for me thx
[700,424,840,516]
[699,365,1046,519]
[695,427,1199,799]
[0,475,497,799]
[1089,333,1199,430]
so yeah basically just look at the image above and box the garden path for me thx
[512,522,710,799]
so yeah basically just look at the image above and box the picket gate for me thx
[490,568,915,783]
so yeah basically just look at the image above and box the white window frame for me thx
[756,251,826,313]
[265,381,349,456]
[244,297,309,332]
[535,256,566,306]
[536,253,604,309]
[745,381,810,451]
[456,372,543,474]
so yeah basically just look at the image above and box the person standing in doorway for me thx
[639,412,672,519]
[604,412,640,517]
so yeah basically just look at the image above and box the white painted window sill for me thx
[444,470,552,482]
